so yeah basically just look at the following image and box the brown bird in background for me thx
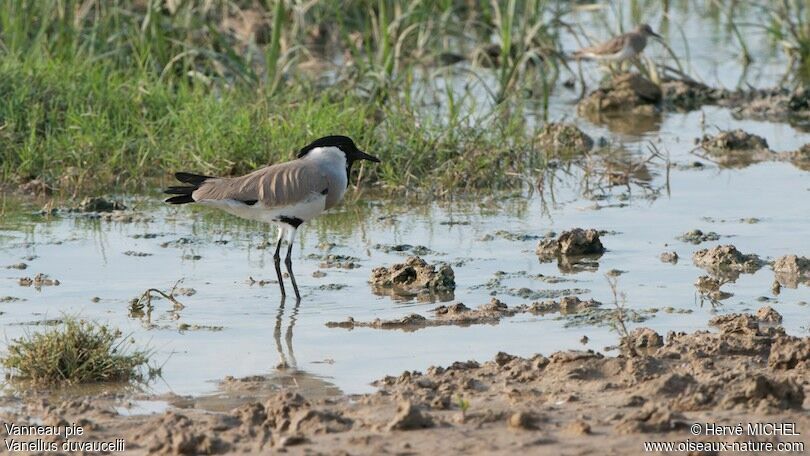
[573,24,661,62]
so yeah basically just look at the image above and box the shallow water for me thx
[1,1,810,405]
[2,117,808,399]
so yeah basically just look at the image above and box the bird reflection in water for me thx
[274,296,300,371]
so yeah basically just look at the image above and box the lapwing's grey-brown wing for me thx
[192,161,332,208]
[575,32,628,56]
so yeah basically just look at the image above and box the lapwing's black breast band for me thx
[277,216,304,228]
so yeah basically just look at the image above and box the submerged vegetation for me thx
[2,318,149,385]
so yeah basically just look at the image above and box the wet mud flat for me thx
[1,309,808,454]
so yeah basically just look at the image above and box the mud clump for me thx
[692,244,764,277]
[290,409,353,435]
[617,404,686,434]
[698,129,773,167]
[622,327,664,350]
[729,86,810,123]
[508,411,539,430]
[123,251,152,257]
[326,298,520,332]
[536,228,605,258]
[788,143,810,171]
[529,296,602,315]
[773,254,810,288]
[659,251,678,263]
[769,337,810,370]
[97,211,152,223]
[326,314,430,332]
[661,79,725,111]
[708,313,763,336]
[325,296,610,332]
[677,229,719,244]
[536,122,594,155]
[719,374,804,411]
[755,306,783,324]
[369,256,455,301]
[76,196,127,213]
[481,230,542,242]
[18,273,60,288]
[317,254,360,269]
[578,73,661,115]
[373,243,435,256]
[699,129,769,151]
[387,401,433,431]
[144,412,225,454]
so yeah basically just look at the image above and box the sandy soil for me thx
[2,308,808,455]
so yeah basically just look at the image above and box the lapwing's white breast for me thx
[304,146,349,205]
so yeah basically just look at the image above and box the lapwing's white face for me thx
[304,146,348,169]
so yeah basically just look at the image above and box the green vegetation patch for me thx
[2,318,149,385]
[0,0,560,197]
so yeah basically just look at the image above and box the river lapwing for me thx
[573,24,661,62]
[165,135,380,300]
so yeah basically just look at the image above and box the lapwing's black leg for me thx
[284,240,301,301]
[273,236,286,297]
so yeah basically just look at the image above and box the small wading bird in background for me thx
[165,136,380,301]
[573,24,661,62]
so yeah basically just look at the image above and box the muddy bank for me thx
[3,309,807,454]
[577,74,728,125]
[578,74,810,135]
[584,74,810,122]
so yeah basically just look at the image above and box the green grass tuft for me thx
[2,318,149,385]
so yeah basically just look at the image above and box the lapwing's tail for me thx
[164,172,215,205]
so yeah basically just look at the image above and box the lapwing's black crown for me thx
[297,135,358,158]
